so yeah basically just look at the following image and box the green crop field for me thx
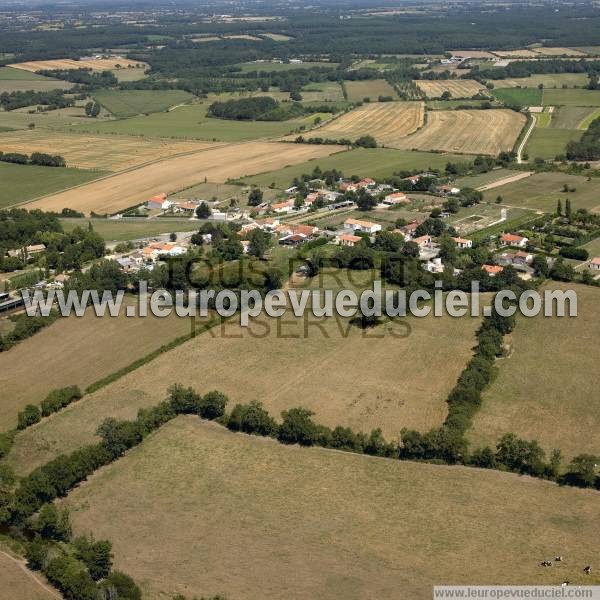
[240,148,474,189]
[482,171,600,212]
[470,283,600,459]
[300,81,345,101]
[494,73,590,89]
[236,61,338,72]
[549,106,599,129]
[92,89,194,118]
[525,128,582,159]
[68,102,329,141]
[543,88,600,107]
[60,218,204,241]
[344,79,398,102]
[0,162,104,208]
[492,87,542,106]
[581,236,600,257]
[454,168,523,189]
[0,66,73,92]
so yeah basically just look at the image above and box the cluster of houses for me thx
[116,241,189,273]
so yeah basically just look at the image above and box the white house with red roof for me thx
[271,199,295,214]
[383,192,409,206]
[590,257,600,271]
[337,233,362,247]
[452,237,473,249]
[482,264,504,276]
[344,218,382,234]
[500,233,528,248]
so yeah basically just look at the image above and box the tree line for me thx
[0,150,66,167]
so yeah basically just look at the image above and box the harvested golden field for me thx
[0,551,58,600]
[311,102,424,147]
[8,57,147,72]
[531,47,587,56]
[492,49,539,58]
[414,79,486,99]
[470,284,600,460]
[395,109,526,155]
[0,129,216,171]
[62,417,600,600]
[24,142,341,214]
[8,281,480,474]
[0,299,196,430]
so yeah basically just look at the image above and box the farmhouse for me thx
[279,234,306,246]
[438,184,460,195]
[403,175,421,185]
[173,201,199,214]
[339,182,359,193]
[482,264,504,276]
[452,237,473,249]
[337,234,362,247]
[397,220,422,240]
[271,200,295,214]
[500,233,529,248]
[497,251,533,266]
[344,218,382,234]
[142,242,187,261]
[590,257,600,271]
[146,193,170,210]
[383,192,409,206]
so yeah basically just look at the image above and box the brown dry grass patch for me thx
[7,283,479,475]
[0,552,58,600]
[0,129,216,172]
[469,283,600,459]
[9,58,146,72]
[395,109,526,155]
[344,79,398,102]
[415,79,486,99]
[0,300,196,430]
[310,102,424,147]
[62,417,600,600]
[23,142,341,214]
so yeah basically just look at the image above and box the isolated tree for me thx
[441,90,452,100]
[247,188,263,206]
[531,254,549,278]
[565,454,599,488]
[556,198,562,216]
[195,202,211,219]
[565,198,572,221]
[169,232,177,242]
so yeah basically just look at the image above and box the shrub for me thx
[17,404,41,430]
[40,386,83,417]
[198,391,229,420]
[278,407,319,446]
[227,401,277,436]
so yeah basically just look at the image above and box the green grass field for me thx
[494,73,590,89]
[0,66,72,92]
[535,112,551,128]
[68,102,328,141]
[482,171,600,212]
[454,168,523,189]
[0,162,104,208]
[300,81,345,101]
[60,417,600,600]
[92,89,194,118]
[549,106,599,129]
[492,87,542,106]
[543,88,600,107]
[525,128,582,159]
[60,218,203,241]
[240,148,474,189]
[470,283,600,459]
[236,61,338,73]
[344,79,398,102]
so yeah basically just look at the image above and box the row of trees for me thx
[17,386,83,430]
[0,150,66,167]
[0,89,72,111]
[566,116,600,160]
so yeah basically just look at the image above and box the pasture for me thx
[492,87,542,106]
[69,102,327,141]
[241,148,475,189]
[0,129,216,171]
[470,284,600,459]
[0,551,58,600]
[526,128,582,159]
[0,66,72,92]
[7,274,481,473]
[344,79,398,102]
[550,106,599,129]
[494,74,589,89]
[8,57,146,73]
[0,162,103,208]
[0,299,196,430]
[0,104,109,131]
[60,218,203,242]
[60,417,600,600]
[236,61,336,73]
[482,172,600,213]
[92,89,194,118]
[23,142,342,214]
[394,109,526,156]
[415,79,485,99]
[300,81,345,101]
[309,102,424,147]
[543,89,600,107]
[454,168,524,189]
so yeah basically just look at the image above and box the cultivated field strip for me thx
[23,142,342,214]
[395,109,526,155]
[414,79,486,98]
[8,58,146,72]
[0,129,218,171]
[311,102,424,147]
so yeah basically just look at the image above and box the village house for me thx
[412,234,432,248]
[339,181,359,193]
[403,175,421,185]
[142,242,187,262]
[590,257,600,271]
[304,192,320,206]
[173,201,199,214]
[8,244,46,259]
[279,233,306,246]
[146,193,171,210]
[452,237,473,249]
[382,192,409,206]
[425,257,445,273]
[397,220,422,240]
[271,199,295,214]
[357,177,376,189]
[275,223,319,238]
[496,250,533,266]
[500,233,529,248]
[344,218,382,234]
[482,264,504,277]
[337,233,362,247]
[438,184,461,195]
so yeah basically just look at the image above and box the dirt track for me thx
[23,142,341,215]
[478,171,533,191]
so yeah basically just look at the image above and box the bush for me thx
[99,571,142,600]
[558,246,589,260]
[44,555,98,600]
[40,386,82,417]
[17,404,41,430]
[227,401,277,436]
[198,391,229,420]
[278,407,319,446]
